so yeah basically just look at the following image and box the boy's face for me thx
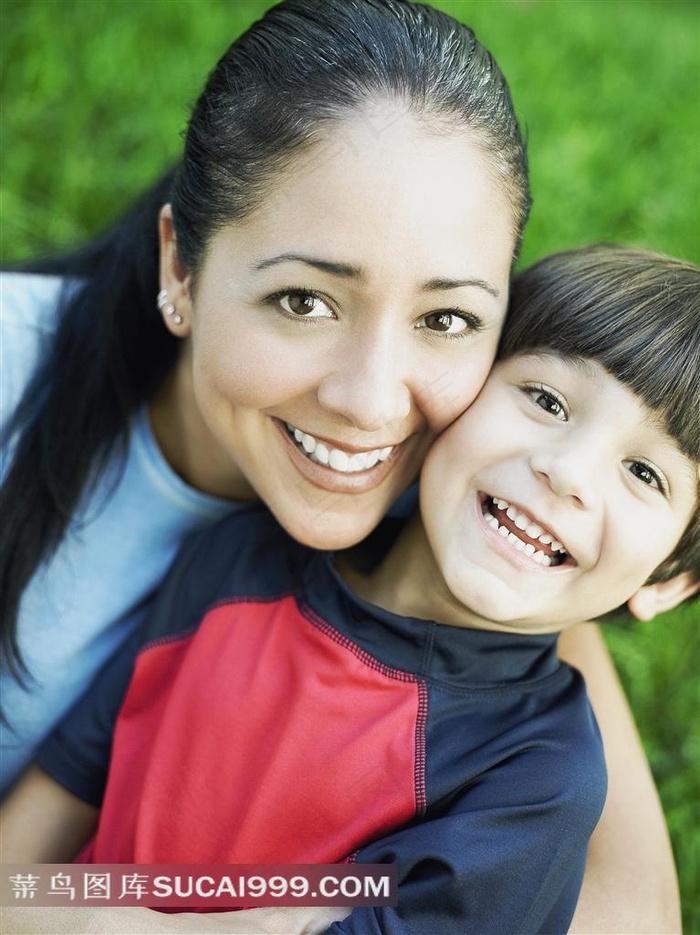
[419,354,698,632]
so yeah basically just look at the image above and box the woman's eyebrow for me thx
[254,253,500,297]
[254,253,361,278]
[422,276,500,298]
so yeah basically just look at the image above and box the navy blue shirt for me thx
[39,506,606,934]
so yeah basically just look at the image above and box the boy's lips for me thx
[480,493,576,567]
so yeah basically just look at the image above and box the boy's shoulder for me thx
[140,505,315,642]
[180,502,313,593]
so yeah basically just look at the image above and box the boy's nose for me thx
[529,444,598,509]
[316,332,412,433]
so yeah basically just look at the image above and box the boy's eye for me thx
[522,384,568,421]
[418,310,481,336]
[278,291,334,318]
[624,459,666,493]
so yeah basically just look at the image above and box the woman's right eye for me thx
[277,291,334,319]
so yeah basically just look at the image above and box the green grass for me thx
[2,0,699,929]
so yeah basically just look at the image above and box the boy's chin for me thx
[444,581,555,633]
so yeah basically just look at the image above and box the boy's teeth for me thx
[485,496,569,566]
[286,424,394,474]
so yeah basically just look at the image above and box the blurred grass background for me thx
[1,0,698,928]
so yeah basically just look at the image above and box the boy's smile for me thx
[480,494,572,567]
[411,353,698,632]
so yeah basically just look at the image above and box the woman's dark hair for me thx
[1,0,530,680]
[501,245,700,585]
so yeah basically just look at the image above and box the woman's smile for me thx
[275,417,413,495]
[283,421,397,473]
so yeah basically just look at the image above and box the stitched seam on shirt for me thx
[140,593,293,653]
[420,664,573,697]
[300,602,421,684]
[414,681,429,817]
[419,622,435,677]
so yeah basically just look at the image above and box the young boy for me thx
[3,246,698,935]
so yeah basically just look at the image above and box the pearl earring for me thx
[157,289,184,326]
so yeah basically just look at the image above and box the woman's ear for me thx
[158,204,193,336]
[627,572,700,621]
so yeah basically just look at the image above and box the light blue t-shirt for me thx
[0,273,239,796]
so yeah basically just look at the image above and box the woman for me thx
[0,0,679,931]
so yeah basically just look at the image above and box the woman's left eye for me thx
[277,291,334,318]
[624,460,667,493]
[417,310,481,336]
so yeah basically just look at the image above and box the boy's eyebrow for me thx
[254,253,500,297]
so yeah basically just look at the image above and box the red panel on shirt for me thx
[90,597,423,864]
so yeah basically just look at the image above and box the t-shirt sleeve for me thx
[323,737,607,935]
[35,622,144,806]
[34,520,229,806]
[0,272,64,439]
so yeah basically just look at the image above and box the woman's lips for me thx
[276,419,407,494]
[284,422,395,473]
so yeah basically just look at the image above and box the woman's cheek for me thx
[419,341,501,433]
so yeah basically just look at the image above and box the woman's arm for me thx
[559,622,681,935]
[0,768,348,934]
[0,765,97,863]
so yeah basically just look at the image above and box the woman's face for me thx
[160,106,516,549]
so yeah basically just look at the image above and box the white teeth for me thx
[286,424,395,474]
[348,452,368,472]
[490,496,568,559]
[329,449,349,472]
[486,496,569,568]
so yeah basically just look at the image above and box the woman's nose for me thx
[316,331,412,433]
